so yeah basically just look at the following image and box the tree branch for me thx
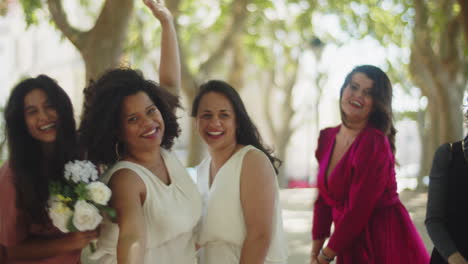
[228,34,245,91]
[88,0,133,42]
[47,0,86,49]
[199,0,250,76]
[457,0,468,43]
[264,70,278,140]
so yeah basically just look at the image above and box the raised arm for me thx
[143,0,181,93]
[239,150,275,264]
[108,169,147,264]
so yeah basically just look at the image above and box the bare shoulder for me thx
[241,148,276,182]
[243,148,271,166]
[108,168,145,194]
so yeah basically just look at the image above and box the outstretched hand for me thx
[143,0,172,23]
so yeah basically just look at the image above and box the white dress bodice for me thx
[197,145,288,264]
[90,149,202,264]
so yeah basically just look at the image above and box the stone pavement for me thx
[280,188,432,264]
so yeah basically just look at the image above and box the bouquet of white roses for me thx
[47,160,116,234]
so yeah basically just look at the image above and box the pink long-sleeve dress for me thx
[0,162,81,264]
[312,125,429,264]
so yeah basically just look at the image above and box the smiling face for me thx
[24,89,58,144]
[340,72,374,125]
[120,91,165,154]
[196,92,237,151]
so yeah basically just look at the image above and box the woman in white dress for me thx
[78,1,202,263]
[191,80,288,264]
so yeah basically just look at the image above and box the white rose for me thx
[73,200,102,231]
[48,199,72,233]
[86,182,112,205]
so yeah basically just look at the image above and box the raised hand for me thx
[143,0,172,23]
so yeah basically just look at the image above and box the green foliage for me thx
[49,181,62,196]
[74,182,91,201]
[0,0,9,16]
[395,110,419,121]
[19,0,43,26]
[66,216,78,232]
[96,204,117,220]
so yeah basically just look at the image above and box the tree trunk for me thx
[48,0,134,117]
[409,0,467,189]
[167,0,251,165]
[458,0,468,42]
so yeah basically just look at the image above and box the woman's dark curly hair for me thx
[5,75,77,225]
[191,80,282,173]
[79,68,181,166]
[339,65,397,155]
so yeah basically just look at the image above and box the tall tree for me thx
[409,0,467,185]
[166,0,252,166]
[248,1,319,186]
[20,0,134,82]
[322,0,468,187]
[458,0,468,42]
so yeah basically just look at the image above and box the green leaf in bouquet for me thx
[48,181,62,195]
[62,184,74,200]
[95,204,117,222]
[103,207,117,221]
[74,182,91,200]
[66,214,78,232]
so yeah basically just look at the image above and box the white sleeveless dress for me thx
[89,149,202,264]
[196,145,288,264]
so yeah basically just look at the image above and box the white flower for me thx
[86,182,112,205]
[73,200,102,231]
[48,198,72,233]
[64,160,99,183]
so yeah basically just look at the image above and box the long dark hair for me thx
[339,65,397,154]
[191,80,282,173]
[79,68,181,166]
[4,75,77,225]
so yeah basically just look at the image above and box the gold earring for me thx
[115,141,121,160]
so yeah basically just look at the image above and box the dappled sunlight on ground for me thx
[279,188,432,264]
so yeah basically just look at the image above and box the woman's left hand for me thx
[143,0,172,23]
[317,257,330,264]
[310,257,320,264]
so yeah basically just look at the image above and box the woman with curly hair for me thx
[426,101,468,264]
[79,1,201,263]
[0,75,98,264]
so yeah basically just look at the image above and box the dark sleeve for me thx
[425,143,458,260]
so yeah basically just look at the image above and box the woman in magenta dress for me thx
[310,65,429,264]
[0,75,97,263]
